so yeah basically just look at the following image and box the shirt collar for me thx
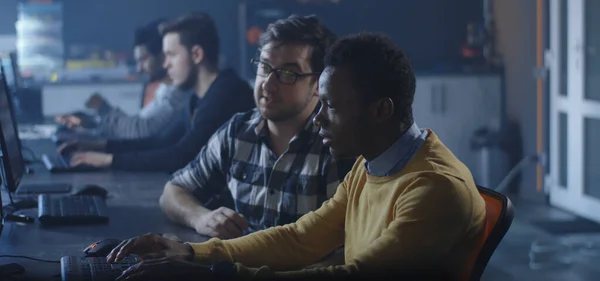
[365,122,422,176]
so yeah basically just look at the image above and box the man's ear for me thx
[368,97,394,123]
[312,75,322,98]
[190,45,205,65]
[312,82,319,98]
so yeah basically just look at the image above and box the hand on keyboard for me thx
[70,152,113,168]
[116,257,211,281]
[106,233,194,263]
[55,115,82,129]
[57,139,107,154]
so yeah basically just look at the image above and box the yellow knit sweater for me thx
[189,130,486,280]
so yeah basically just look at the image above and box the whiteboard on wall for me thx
[41,82,144,117]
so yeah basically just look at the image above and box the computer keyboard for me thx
[51,130,102,145]
[41,153,99,173]
[38,194,109,226]
[61,256,138,281]
[41,152,70,169]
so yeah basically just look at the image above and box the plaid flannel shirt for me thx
[170,107,355,232]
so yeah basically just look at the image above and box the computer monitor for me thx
[0,59,25,193]
[0,57,14,90]
[0,150,3,232]
[9,52,21,89]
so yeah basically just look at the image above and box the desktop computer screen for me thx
[0,59,25,192]
[9,52,21,90]
[0,166,3,236]
[0,57,14,89]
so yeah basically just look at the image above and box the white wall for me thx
[495,0,546,201]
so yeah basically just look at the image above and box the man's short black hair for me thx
[133,18,167,56]
[324,32,416,127]
[259,14,337,74]
[159,12,220,70]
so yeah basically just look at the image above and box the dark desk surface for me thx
[1,139,209,280]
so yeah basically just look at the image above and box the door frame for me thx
[547,0,600,223]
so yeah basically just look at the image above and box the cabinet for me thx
[412,74,503,174]
[41,82,145,117]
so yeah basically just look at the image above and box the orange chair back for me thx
[466,186,514,281]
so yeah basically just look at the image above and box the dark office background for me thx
[0,0,483,74]
[0,0,546,201]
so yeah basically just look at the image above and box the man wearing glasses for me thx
[158,15,355,240]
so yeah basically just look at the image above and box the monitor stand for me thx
[1,184,38,223]
[2,196,37,224]
[5,198,37,210]
[1,182,70,219]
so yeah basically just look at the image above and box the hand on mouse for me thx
[70,152,113,168]
[55,115,82,129]
[116,257,212,281]
[192,207,248,239]
[57,139,107,154]
[106,233,194,263]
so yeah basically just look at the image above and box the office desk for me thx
[1,139,209,280]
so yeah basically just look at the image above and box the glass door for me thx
[548,0,600,222]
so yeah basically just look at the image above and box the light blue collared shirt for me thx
[365,122,429,176]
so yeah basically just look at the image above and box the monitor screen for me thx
[9,52,21,89]
[0,160,3,236]
[0,59,24,192]
[0,57,14,89]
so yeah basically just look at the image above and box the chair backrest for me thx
[468,185,514,281]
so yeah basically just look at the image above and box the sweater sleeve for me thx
[187,179,349,271]
[190,173,476,280]
[105,117,186,153]
[99,86,191,139]
[110,88,251,172]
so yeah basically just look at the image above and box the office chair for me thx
[466,185,514,281]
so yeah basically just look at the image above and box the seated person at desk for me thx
[107,33,487,281]
[158,15,354,239]
[57,12,255,172]
[56,19,193,139]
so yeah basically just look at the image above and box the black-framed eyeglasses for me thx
[251,59,320,85]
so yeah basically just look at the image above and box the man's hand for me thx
[193,207,249,239]
[70,152,113,168]
[55,115,82,129]
[85,93,108,110]
[116,257,212,281]
[57,140,107,154]
[106,233,195,263]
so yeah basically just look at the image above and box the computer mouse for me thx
[84,238,122,257]
[74,185,108,199]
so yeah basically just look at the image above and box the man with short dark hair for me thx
[157,14,353,239]
[55,19,193,139]
[59,12,255,173]
[108,32,486,281]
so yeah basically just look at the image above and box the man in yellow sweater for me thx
[107,33,487,281]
